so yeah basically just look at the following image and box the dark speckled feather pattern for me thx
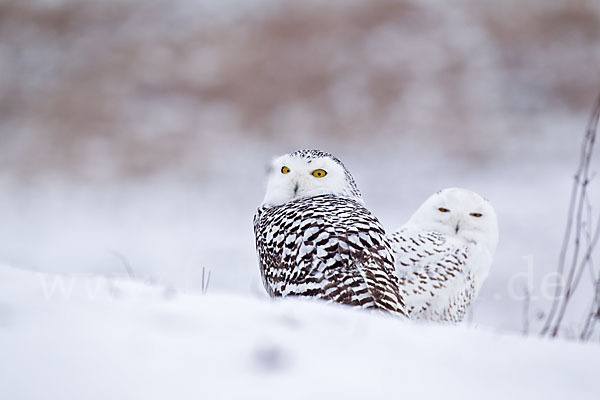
[254,194,406,316]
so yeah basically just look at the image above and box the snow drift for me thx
[0,265,597,400]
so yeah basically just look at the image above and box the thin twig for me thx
[540,139,589,334]
[580,269,600,341]
[569,216,600,301]
[201,267,211,294]
[541,93,600,337]
[109,250,136,279]
[522,285,531,336]
[550,97,600,337]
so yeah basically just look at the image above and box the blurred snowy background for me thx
[1,0,600,335]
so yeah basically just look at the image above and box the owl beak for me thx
[293,182,299,195]
[455,223,460,234]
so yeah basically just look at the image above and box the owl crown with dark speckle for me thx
[288,149,362,200]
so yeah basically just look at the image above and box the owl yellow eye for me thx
[438,207,451,213]
[470,213,483,218]
[281,166,291,174]
[312,169,327,178]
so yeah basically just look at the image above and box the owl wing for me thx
[254,195,406,316]
[329,211,406,315]
[388,227,472,322]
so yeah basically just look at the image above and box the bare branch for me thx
[522,285,531,336]
[109,250,136,279]
[541,93,600,338]
[201,267,211,295]
[580,269,600,341]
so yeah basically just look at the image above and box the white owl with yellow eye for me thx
[254,149,406,316]
[389,188,499,323]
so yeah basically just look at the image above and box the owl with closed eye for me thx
[254,149,406,316]
[389,188,499,323]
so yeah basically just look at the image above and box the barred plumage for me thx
[389,188,498,323]
[389,229,473,322]
[254,150,405,316]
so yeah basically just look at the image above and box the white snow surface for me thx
[0,264,598,400]
[1,1,600,397]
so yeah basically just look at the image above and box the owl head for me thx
[406,188,499,255]
[261,149,363,207]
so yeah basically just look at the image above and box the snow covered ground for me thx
[0,264,598,400]
[1,134,597,334]
[1,1,600,398]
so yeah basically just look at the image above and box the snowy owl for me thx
[389,188,498,323]
[254,149,406,316]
